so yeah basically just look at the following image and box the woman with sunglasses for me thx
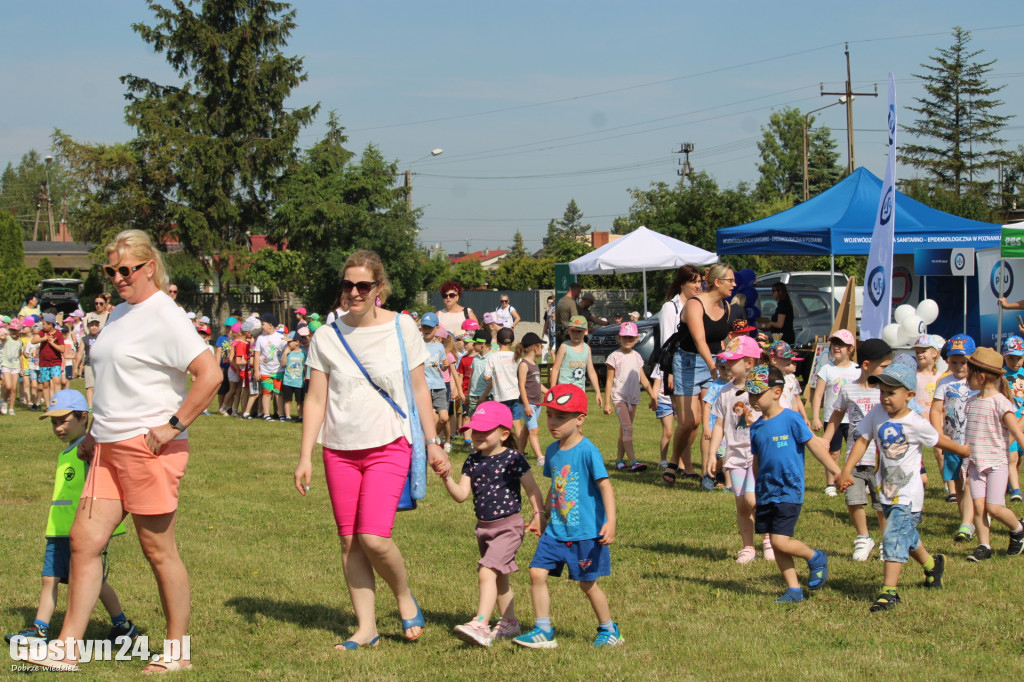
[295,250,452,651]
[492,294,521,329]
[84,292,111,331]
[435,280,478,334]
[30,229,220,673]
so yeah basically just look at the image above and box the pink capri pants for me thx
[324,436,411,538]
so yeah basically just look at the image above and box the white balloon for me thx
[916,299,939,325]
[882,323,902,347]
[901,315,924,340]
[893,304,916,324]
[895,325,915,347]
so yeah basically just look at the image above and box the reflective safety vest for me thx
[46,440,126,538]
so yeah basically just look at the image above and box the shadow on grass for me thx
[634,542,731,561]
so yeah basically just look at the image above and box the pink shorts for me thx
[87,434,190,515]
[968,461,1010,506]
[323,437,411,538]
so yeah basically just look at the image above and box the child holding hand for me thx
[603,322,658,472]
[812,330,860,496]
[441,402,545,647]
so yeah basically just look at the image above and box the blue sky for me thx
[2,2,1021,252]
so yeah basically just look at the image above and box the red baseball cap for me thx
[459,401,514,433]
[541,384,588,415]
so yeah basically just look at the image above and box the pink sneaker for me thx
[491,617,521,639]
[736,546,757,564]
[762,535,775,561]
[454,619,493,647]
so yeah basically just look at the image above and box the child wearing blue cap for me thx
[1002,336,1024,501]
[4,390,137,648]
[839,364,969,611]
[931,335,979,541]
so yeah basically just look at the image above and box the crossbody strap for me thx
[331,321,407,419]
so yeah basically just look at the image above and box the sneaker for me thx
[628,460,647,472]
[924,554,945,589]
[824,485,838,497]
[491,617,521,640]
[869,592,901,612]
[513,625,557,649]
[966,545,993,562]
[443,442,452,454]
[6,406,13,416]
[616,461,627,471]
[852,535,875,562]
[736,546,757,564]
[242,414,253,420]
[774,588,804,603]
[762,535,775,561]
[1012,490,1024,503]
[0,401,7,415]
[453,619,493,647]
[263,415,274,421]
[954,524,975,543]
[536,456,545,468]
[4,625,48,644]
[218,409,229,416]
[592,623,624,648]
[279,416,288,422]
[658,460,669,469]
[1008,524,1024,556]
[105,619,138,643]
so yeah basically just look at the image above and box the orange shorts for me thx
[87,434,190,515]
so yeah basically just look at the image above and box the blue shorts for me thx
[655,399,674,419]
[28,368,40,382]
[943,452,966,482]
[754,501,802,537]
[505,399,524,421]
[64,365,73,380]
[39,365,62,383]
[524,404,541,431]
[672,349,711,396]
[530,533,611,581]
[881,504,921,564]
[828,423,849,453]
[42,537,72,583]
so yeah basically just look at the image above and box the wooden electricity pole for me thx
[821,43,878,175]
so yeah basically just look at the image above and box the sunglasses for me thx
[94,301,105,306]
[168,288,178,294]
[340,280,378,296]
[443,292,458,299]
[103,262,149,279]
[500,300,509,303]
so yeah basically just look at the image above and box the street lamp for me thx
[803,98,846,201]
[405,148,443,210]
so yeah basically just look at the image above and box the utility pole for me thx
[675,143,694,183]
[821,43,878,174]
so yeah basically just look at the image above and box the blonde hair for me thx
[969,364,1013,401]
[705,263,732,287]
[104,229,169,292]
[341,250,392,305]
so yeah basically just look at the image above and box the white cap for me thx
[186,312,196,319]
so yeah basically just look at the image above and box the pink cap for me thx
[829,329,856,346]
[717,335,762,360]
[435,324,450,338]
[482,312,497,325]
[619,321,638,337]
[461,319,481,332]
[459,401,514,433]
[230,322,242,333]
[294,307,307,315]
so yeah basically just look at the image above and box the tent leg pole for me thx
[998,258,1005,342]
[963,276,967,335]
[642,270,648,318]
[830,255,835,322]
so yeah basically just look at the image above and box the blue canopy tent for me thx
[715,167,1002,339]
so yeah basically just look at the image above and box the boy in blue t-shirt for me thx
[701,358,731,491]
[514,384,621,650]
[420,312,451,446]
[281,336,307,422]
[747,365,842,604]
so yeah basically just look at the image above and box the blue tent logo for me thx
[868,265,886,306]
[879,187,894,226]
[991,262,1014,298]
[954,253,965,270]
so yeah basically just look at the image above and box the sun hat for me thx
[730,318,756,334]
[186,312,196,320]
[944,334,976,357]
[420,312,439,328]
[297,326,310,337]
[262,313,279,327]
[768,340,802,361]
[435,324,450,338]
[240,319,258,333]
[42,313,57,325]
[520,331,543,347]
[739,365,786,395]
[568,315,588,330]
[294,307,307,315]
[309,313,321,321]
[230,322,242,333]
[198,315,210,325]
[496,328,515,345]
[482,312,497,325]
[868,364,917,391]
[461,319,481,332]
[542,384,588,415]
[40,389,89,419]
[1002,336,1024,357]
[858,338,892,362]
[225,316,238,326]
[8,319,22,331]
[308,321,322,332]
[966,347,1006,375]
[619,322,639,337]
[459,401,514,433]
[912,334,944,351]
[580,292,595,302]
[829,329,856,346]
[472,329,492,344]
[718,336,762,360]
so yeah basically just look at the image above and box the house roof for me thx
[451,249,508,264]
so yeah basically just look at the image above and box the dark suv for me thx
[587,318,660,380]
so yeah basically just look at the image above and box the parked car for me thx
[587,318,660,380]
[756,285,838,350]
[37,278,83,316]
[756,270,861,319]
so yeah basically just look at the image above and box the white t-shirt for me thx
[493,306,516,328]
[933,376,976,446]
[305,313,428,451]
[90,291,210,443]
[964,393,1014,469]
[653,296,683,404]
[780,373,802,411]
[254,331,286,375]
[833,382,881,465]
[860,406,938,512]
[712,386,759,470]
[483,350,520,402]
[816,362,861,424]
[607,349,645,405]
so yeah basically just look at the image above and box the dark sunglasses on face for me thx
[103,262,148,279]
[443,292,458,299]
[341,280,378,296]
[168,288,178,294]
[94,301,105,306]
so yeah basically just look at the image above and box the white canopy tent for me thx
[567,226,718,316]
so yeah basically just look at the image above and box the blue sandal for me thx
[335,635,380,651]
[807,550,828,591]
[401,596,425,641]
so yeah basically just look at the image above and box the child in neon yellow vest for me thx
[3,390,138,646]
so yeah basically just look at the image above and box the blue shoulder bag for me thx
[331,318,427,509]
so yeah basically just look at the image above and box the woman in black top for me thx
[762,283,795,346]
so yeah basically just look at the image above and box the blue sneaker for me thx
[105,619,138,643]
[4,624,48,644]
[513,626,557,649]
[775,588,805,603]
[807,550,828,590]
[592,623,624,647]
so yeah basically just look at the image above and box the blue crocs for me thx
[400,596,425,641]
[807,550,828,591]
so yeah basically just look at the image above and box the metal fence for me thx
[428,290,542,323]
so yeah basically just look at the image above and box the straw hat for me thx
[966,347,1005,375]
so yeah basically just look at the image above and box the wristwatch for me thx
[168,415,186,432]
[425,437,444,446]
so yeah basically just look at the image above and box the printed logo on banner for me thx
[879,187,894,226]
[868,265,886,307]
[892,266,913,305]
[954,252,966,271]
[888,105,896,146]
[991,261,1014,299]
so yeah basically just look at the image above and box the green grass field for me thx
[2,384,1021,679]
